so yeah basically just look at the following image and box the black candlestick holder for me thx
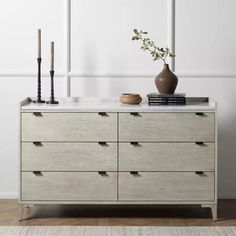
[33,58,45,103]
[46,70,59,104]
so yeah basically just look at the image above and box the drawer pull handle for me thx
[98,142,108,146]
[33,171,43,176]
[33,142,43,146]
[195,171,204,175]
[130,112,140,117]
[196,142,204,145]
[98,171,108,176]
[130,142,140,146]
[98,112,108,117]
[130,171,139,175]
[196,112,205,116]
[33,112,43,117]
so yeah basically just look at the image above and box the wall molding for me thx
[176,73,236,78]
[0,73,65,78]
[167,0,175,71]
[0,72,236,79]
[65,0,71,96]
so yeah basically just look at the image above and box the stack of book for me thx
[147,93,186,106]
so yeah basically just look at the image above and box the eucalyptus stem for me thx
[132,29,174,64]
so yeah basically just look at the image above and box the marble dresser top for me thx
[20,97,216,112]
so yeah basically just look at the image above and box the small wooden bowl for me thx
[120,93,142,105]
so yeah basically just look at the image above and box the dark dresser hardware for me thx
[195,112,205,116]
[196,142,204,145]
[33,142,43,146]
[33,112,43,117]
[98,142,108,146]
[130,142,140,146]
[130,112,140,117]
[33,171,43,176]
[98,112,108,116]
[98,171,108,176]
[195,171,204,175]
[130,171,139,175]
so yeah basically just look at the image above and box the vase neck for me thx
[163,64,170,70]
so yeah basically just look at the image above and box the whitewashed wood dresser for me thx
[19,97,217,220]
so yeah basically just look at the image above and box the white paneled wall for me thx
[0,0,66,75]
[71,78,155,97]
[175,0,236,76]
[0,0,236,199]
[71,0,167,75]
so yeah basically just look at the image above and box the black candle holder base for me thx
[46,70,59,105]
[46,100,59,104]
[33,100,45,103]
[34,58,45,103]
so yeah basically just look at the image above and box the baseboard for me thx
[0,192,18,199]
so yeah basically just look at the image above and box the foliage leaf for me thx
[132,29,175,64]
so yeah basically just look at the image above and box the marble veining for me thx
[20,97,216,112]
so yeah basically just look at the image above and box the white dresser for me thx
[19,97,217,220]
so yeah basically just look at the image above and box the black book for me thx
[148,99,186,105]
[149,101,186,103]
[149,97,186,101]
[149,102,186,106]
[148,98,186,103]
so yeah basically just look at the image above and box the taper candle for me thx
[51,41,54,71]
[38,29,41,58]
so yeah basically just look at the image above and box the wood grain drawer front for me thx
[22,172,117,201]
[21,142,117,171]
[119,143,214,171]
[21,113,117,141]
[119,113,214,142]
[119,172,214,201]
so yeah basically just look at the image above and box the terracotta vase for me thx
[155,64,178,95]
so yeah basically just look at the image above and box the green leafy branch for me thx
[132,29,175,64]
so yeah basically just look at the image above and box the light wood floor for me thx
[0,199,236,226]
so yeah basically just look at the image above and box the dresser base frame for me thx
[18,203,217,221]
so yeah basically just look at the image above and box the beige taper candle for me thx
[38,29,41,58]
[51,41,54,71]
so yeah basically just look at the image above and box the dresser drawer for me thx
[21,172,117,201]
[21,142,117,171]
[21,113,117,141]
[119,142,214,171]
[119,172,214,201]
[119,112,214,142]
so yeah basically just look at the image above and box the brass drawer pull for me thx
[33,171,43,176]
[33,112,43,117]
[130,112,140,117]
[98,142,108,146]
[98,112,108,117]
[33,142,43,146]
[98,171,108,176]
